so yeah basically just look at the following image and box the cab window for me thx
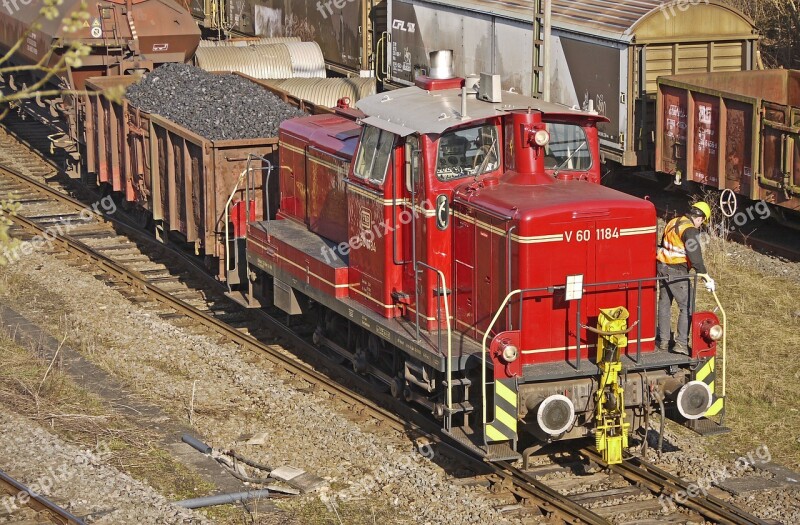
[354,126,395,185]
[435,124,500,181]
[544,123,591,171]
[405,135,421,193]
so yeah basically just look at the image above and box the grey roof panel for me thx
[356,86,593,136]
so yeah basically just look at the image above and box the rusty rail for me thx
[0,469,85,525]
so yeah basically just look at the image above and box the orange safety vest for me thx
[656,216,693,266]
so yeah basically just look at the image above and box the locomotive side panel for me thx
[277,130,308,223]
[306,149,350,244]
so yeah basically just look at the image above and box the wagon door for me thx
[761,104,800,208]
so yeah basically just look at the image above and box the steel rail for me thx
[0,469,85,525]
[6,208,409,425]
[492,461,610,525]
[580,449,772,525]
[0,165,90,211]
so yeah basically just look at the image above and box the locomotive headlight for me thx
[708,324,723,341]
[501,344,519,363]
[533,129,550,147]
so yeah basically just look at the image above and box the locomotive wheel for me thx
[389,375,405,398]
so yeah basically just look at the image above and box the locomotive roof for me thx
[456,178,654,223]
[280,113,360,158]
[356,85,603,137]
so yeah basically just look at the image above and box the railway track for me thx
[579,449,775,525]
[0,120,785,524]
[0,469,85,525]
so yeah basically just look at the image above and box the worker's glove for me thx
[698,273,716,292]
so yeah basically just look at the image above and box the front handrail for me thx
[481,288,526,431]
[707,286,728,397]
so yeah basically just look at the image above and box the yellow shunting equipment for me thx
[594,307,631,465]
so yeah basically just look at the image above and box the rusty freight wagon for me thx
[656,69,800,215]
[80,73,328,281]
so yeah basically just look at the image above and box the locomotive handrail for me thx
[481,288,527,433]
[414,262,453,421]
[581,320,640,336]
[708,287,728,398]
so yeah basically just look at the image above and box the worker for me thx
[655,202,715,354]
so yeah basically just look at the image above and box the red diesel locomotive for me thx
[238,64,726,463]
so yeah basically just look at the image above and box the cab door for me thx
[347,125,401,317]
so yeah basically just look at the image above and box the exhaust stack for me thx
[428,50,454,79]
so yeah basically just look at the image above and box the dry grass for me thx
[697,234,800,468]
[0,330,221,502]
[0,273,247,523]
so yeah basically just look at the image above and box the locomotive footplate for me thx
[246,219,484,373]
[443,427,520,462]
[522,350,694,382]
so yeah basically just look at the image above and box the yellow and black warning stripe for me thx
[486,379,518,442]
[695,356,724,417]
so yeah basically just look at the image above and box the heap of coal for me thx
[126,63,306,140]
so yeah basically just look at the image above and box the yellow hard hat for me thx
[690,202,711,223]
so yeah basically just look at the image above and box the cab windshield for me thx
[435,124,500,181]
[544,123,591,171]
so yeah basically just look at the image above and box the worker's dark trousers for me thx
[656,261,690,348]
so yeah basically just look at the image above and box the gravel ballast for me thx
[126,63,306,140]
[0,409,205,524]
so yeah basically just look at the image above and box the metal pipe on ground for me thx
[174,489,273,509]
[182,433,212,455]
